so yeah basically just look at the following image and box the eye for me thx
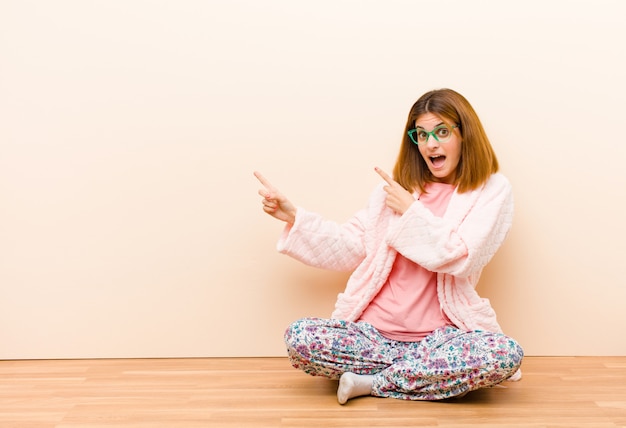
[417,130,429,141]
[435,126,450,138]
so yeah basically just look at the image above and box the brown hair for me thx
[392,88,499,193]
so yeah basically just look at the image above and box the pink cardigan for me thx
[277,173,514,335]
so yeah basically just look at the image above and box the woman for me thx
[254,88,523,404]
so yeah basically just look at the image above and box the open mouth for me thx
[430,155,446,168]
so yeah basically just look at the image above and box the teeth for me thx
[430,155,445,166]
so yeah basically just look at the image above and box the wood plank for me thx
[0,357,625,427]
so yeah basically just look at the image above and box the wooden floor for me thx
[1,357,625,428]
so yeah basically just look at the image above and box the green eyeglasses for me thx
[408,124,458,146]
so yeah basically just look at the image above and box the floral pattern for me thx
[285,317,523,401]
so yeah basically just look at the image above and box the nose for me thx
[424,135,440,149]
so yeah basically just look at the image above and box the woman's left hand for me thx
[375,167,416,215]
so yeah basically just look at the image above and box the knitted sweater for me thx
[277,173,514,334]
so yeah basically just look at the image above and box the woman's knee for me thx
[507,337,524,372]
[465,331,524,381]
[283,317,321,356]
[484,334,524,382]
[283,317,342,378]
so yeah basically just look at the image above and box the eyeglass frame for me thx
[407,124,459,146]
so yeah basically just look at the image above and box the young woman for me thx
[254,88,523,404]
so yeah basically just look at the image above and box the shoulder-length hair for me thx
[392,88,499,194]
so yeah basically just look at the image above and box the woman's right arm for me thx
[254,170,368,271]
[276,207,368,272]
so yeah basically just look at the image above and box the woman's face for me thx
[414,113,462,184]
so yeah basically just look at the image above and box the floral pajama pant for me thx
[284,317,524,401]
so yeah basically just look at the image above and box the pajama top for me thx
[276,172,514,336]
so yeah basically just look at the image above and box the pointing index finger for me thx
[374,167,395,185]
[253,171,275,191]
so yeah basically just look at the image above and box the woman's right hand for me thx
[254,171,297,225]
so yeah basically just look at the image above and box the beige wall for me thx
[1,0,625,359]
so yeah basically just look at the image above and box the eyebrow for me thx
[415,122,444,130]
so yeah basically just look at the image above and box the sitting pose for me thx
[254,88,523,404]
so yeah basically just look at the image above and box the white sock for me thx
[337,372,374,404]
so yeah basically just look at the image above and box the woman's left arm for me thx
[386,175,514,278]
